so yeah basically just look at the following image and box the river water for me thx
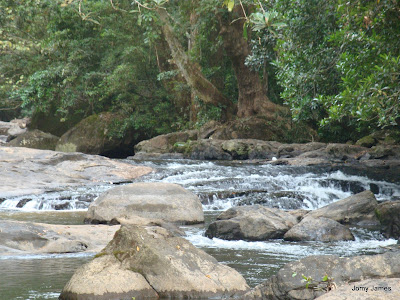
[1,158,400,299]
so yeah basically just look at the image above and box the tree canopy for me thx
[1,0,399,142]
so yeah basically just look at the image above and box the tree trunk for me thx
[219,6,278,118]
[156,8,235,120]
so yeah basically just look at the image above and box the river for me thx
[1,158,399,299]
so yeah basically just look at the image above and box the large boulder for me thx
[0,146,152,198]
[245,251,400,300]
[0,220,118,255]
[85,182,204,225]
[60,225,249,299]
[134,129,198,155]
[283,216,355,242]
[205,205,298,241]
[7,129,59,150]
[375,200,400,239]
[315,278,400,300]
[56,112,137,157]
[307,190,379,226]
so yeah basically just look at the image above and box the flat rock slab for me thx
[85,182,204,225]
[0,146,152,198]
[60,225,249,299]
[0,220,119,255]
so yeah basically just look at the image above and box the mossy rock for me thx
[355,135,377,148]
[56,112,134,156]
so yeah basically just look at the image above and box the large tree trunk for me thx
[219,6,278,118]
[156,8,235,120]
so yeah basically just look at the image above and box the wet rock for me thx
[0,220,118,255]
[237,191,306,210]
[283,216,355,242]
[54,202,72,210]
[315,278,400,300]
[16,198,32,208]
[60,225,249,300]
[85,182,204,225]
[375,200,400,239]
[7,129,59,150]
[0,146,152,198]
[307,190,379,226]
[245,251,400,300]
[205,205,298,241]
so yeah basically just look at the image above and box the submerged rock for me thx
[60,225,249,299]
[0,220,118,255]
[205,205,298,241]
[245,251,400,300]
[283,216,355,242]
[306,190,379,226]
[85,182,204,225]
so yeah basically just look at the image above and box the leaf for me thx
[292,272,297,277]
[322,275,328,282]
[243,23,248,40]
[227,0,235,12]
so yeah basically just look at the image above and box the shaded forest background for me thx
[1,0,399,143]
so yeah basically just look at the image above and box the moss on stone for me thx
[355,135,376,148]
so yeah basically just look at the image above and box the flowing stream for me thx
[1,158,400,299]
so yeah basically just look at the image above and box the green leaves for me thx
[223,0,235,12]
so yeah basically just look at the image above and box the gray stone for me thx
[307,190,379,226]
[85,182,204,225]
[375,200,400,239]
[245,251,400,300]
[0,220,118,255]
[205,205,298,240]
[0,146,152,198]
[60,225,249,299]
[7,129,59,150]
[59,255,158,300]
[283,216,355,242]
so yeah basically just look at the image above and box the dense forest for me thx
[1,0,399,143]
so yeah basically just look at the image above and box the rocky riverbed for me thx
[1,139,400,299]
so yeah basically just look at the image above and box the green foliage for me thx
[273,0,400,140]
[1,0,399,143]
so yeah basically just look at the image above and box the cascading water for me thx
[1,158,400,297]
